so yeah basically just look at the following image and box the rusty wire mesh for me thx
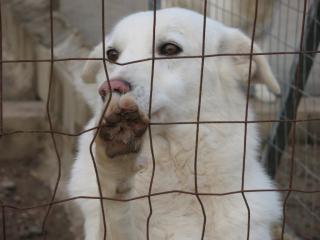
[0,0,320,240]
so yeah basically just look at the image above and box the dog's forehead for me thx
[110,8,208,44]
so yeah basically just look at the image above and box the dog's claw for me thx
[97,96,149,157]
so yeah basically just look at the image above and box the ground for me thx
[0,145,318,240]
[0,157,74,240]
[275,144,320,240]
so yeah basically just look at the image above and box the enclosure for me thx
[0,0,319,239]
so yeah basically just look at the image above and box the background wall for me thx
[60,0,148,46]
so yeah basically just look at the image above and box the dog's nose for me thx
[99,79,131,98]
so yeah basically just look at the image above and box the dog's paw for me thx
[97,94,149,158]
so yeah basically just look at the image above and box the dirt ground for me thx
[0,157,74,240]
[275,144,320,240]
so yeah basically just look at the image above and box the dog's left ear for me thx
[82,43,103,84]
[221,29,281,94]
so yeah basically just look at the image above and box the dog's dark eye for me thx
[106,48,119,62]
[159,43,182,56]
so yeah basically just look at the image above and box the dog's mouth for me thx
[101,90,127,102]
[99,79,132,101]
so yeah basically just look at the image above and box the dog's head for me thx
[82,8,280,122]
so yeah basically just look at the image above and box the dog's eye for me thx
[106,48,119,62]
[159,43,182,56]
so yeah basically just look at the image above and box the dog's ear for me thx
[82,43,103,83]
[221,29,280,94]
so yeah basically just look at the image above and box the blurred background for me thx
[0,0,319,239]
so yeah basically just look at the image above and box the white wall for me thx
[60,0,148,46]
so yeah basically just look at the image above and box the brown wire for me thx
[1,118,320,139]
[0,0,2,135]
[2,188,319,212]
[1,0,319,239]
[40,1,63,238]
[0,0,5,237]
[240,0,260,238]
[2,50,320,65]
[193,0,209,239]
[281,1,309,239]
[85,0,114,239]
[145,1,158,239]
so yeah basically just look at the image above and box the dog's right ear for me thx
[82,43,103,83]
[220,29,281,95]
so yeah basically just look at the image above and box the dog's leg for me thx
[84,211,102,240]
[93,93,149,195]
[89,93,149,239]
[77,199,103,240]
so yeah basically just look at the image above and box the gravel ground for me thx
[0,157,74,240]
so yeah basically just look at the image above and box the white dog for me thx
[69,8,281,240]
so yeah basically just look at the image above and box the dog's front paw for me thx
[97,94,149,158]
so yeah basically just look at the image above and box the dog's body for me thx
[69,8,281,240]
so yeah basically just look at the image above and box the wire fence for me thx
[1,0,320,239]
[160,0,320,238]
[264,1,320,237]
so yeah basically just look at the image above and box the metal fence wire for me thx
[0,0,320,239]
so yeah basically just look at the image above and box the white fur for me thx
[69,8,281,240]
